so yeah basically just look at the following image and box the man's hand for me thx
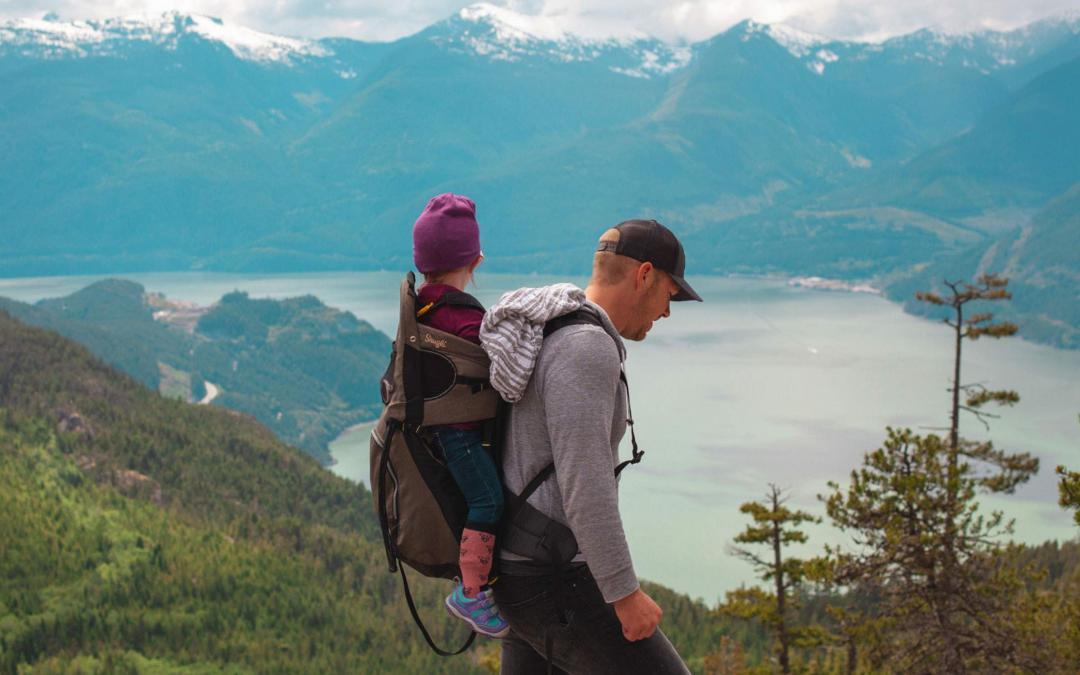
[612,588,662,641]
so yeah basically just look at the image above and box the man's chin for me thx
[621,325,651,342]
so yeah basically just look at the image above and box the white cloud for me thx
[1,0,1078,42]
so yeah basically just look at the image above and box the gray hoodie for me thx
[496,300,636,603]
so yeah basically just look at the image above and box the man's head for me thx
[586,219,701,341]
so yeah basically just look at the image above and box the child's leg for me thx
[458,528,494,599]
[434,428,504,597]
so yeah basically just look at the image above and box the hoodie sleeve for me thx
[537,327,638,603]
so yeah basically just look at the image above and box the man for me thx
[489,219,701,674]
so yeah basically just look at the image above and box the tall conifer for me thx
[820,275,1040,672]
[722,484,820,673]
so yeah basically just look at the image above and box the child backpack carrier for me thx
[370,272,644,656]
[369,272,499,655]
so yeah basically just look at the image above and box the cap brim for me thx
[671,274,702,302]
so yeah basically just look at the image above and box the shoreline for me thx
[338,420,377,435]
[326,421,376,479]
[1,270,1072,355]
[786,275,882,294]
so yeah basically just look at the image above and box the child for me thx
[412,193,509,639]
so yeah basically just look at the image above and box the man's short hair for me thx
[591,228,640,286]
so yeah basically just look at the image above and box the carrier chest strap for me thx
[454,374,491,393]
[615,369,643,476]
[542,309,645,474]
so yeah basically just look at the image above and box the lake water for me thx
[3,271,1078,603]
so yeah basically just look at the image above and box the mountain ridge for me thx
[1,7,1077,348]
[4,7,1078,71]
[0,280,391,463]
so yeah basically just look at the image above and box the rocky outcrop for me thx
[74,453,164,506]
[113,469,164,505]
[56,409,93,437]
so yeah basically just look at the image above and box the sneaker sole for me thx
[444,596,511,639]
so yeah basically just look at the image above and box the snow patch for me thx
[186,14,328,62]
[460,3,575,43]
[764,23,830,58]
[0,11,328,64]
[449,2,690,78]
[841,148,872,169]
[806,48,839,74]
[238,117,261,135]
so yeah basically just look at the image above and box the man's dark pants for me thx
[493,564,690,674]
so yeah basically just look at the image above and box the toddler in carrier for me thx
[412,193,509,638]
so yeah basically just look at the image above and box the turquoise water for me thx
[3,271,1078,603]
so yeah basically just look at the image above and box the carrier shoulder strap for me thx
[499,308,645,565]
[540,308,644,475]
[541,308,598,338]
[379,419,477,656]
[398,560,476,656]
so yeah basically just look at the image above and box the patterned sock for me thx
[458,528,495,598]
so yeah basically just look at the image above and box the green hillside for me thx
[0,280,390,464]
[1,417,465,673]
[823,55,1080,219]
[0,310,752,673]
[2,298,1078,672]
[887,183,1080,348]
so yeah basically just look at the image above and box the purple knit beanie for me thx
[412,193,482,274]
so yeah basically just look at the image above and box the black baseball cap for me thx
[596,219,702,302]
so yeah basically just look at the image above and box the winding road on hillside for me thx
[199,382,219,405]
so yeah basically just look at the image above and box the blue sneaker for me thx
[445,584,510,638]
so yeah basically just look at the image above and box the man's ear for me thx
[635,261,653,291]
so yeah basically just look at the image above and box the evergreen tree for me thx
[1057,415,1080,527]
[1058,466,1080,526]
[914,273,1020,457]
[703,636,747,675]
[822,429,1041,671]
[721,484,821,674]
[817,274,1043,672]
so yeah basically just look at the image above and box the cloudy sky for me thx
[2,0,1079,42]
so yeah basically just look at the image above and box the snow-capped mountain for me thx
[0,11,329,63]
[0,4,1077,350]
[3,5,1076,80]
[873,14,1080,72]
[429,3,692,79]
[731,14,1080,77]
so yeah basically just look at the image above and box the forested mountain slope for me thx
[886,183,1080,348]
[0,310,741,672]
[0,279,390,463]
